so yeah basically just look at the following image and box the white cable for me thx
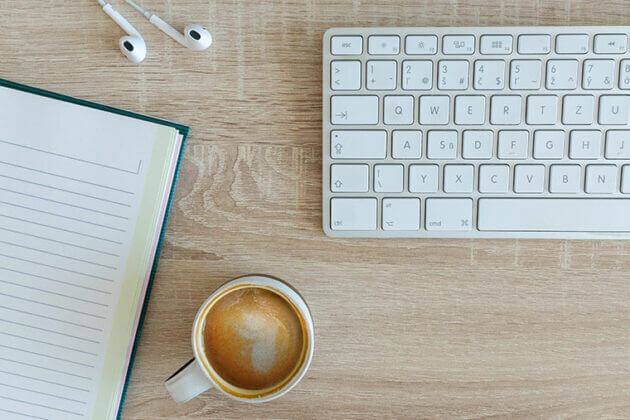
[96,0,106,6]
[124,0,152,19]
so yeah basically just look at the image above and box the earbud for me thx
[118,33,146,63]
[97,0,146,63]
[125,0,212,51]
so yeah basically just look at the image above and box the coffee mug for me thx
[165,275,314,403]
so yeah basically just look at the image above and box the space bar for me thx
[478,199,630,232]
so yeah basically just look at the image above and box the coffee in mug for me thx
[165,275,314,403]
[202,287,306,391]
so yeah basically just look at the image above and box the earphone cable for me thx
[124,0,152,19]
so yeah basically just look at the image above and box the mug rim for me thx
[190,274,314,403]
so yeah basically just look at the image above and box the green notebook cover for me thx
[0,78,189,419]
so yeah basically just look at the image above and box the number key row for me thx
[331,59,630,91]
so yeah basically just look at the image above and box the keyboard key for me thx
[330,130,386,158]
[510,60,542,90]
[514,165,545,193]
[330,164,369,192]
[478,199,630,231]
[392,130,422,159]
[402,60,433,90]
[462,130,493,159]
[594,34,628,54]
[366,61,397,90]
[569,130,601,159]
[374,164,404,192]
[419,96,450,125]
[518,34,551,54]
[480,35,513,54]
[382,198,421,230]
[605,131,630,159]
[405,35,438,55]
[444,164,474,193]
[620,59,630,89]
[549,165,581,193]
[427,130,458,159]
[562,95,594,124]
[438,60,469,90]
[533,130,564,159]
[583,59,615,89]
[368,35,400,55]
[599,95,630,125]
[443,35,475,54]
[498,130,529,159]
[384,95,414,125]
[585,165,617,193]
[455,96,486,125]
[526,95,558,125]
[479,165,510,193]
[546,59,578,90]
[491,95,521,125]
[425,198,473,231]
[474,60,506,90]
[331,61,361,90]
[331,36,363,55]
[409,164,439,193]
[555,34,589,54]
[622,166,630,193]
[331,96,379,125]
[331,198,377,230]
[392,131,424,161]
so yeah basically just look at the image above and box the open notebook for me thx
[0,79,188,419]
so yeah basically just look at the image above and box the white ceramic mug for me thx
[164,275,314,403]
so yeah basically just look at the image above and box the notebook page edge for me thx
[91,126,181,420]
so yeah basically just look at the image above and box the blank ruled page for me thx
[0,86,180,419]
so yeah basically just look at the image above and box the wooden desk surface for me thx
[3,0,630,417]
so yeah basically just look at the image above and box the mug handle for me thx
[165,359,213,403]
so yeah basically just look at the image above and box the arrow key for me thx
[331,164,369,192]
[330,60,361,90]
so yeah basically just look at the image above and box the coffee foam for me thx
[202,287,305,391]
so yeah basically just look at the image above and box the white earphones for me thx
[97,0,147,63]
[124,0,213,51]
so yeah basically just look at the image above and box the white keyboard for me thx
[322,27,630,239]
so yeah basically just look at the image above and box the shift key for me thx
[331,95,379,124]
[331,130,387,159]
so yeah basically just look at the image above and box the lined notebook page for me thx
[0,86,180,419]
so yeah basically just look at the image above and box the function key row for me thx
[331,33,629,56]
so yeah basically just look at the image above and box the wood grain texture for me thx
[2,0,630,418]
